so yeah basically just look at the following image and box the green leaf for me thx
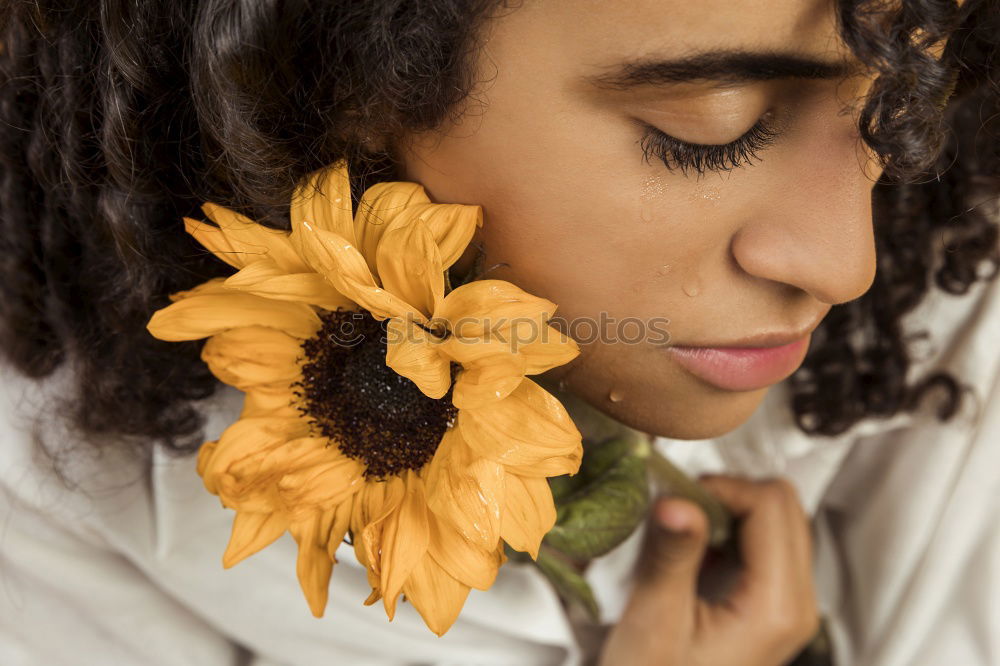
[533,545,600,622]
[544,435,650,561]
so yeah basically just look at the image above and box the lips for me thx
[666,335,811,392]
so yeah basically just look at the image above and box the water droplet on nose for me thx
[608,388,625,403]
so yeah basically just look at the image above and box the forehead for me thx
[491,0,848,65]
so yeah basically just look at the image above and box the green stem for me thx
[636,439,734,549]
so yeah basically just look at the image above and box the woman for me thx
[0,0,996,664]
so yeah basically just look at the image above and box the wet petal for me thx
[290,163,355,241]
[354,181,431,276]
[403,201,483,270]
[376,216,443,318]
[293,222,423,323]
[222,510,289,568]
[427,515,503,591]
[436,280,558,341]
[200,325,303,391]
[457,379,583,473]
[289,508,337,617]
[200,203,307,272]
[402,553,471,636]
[385,318,451,400]
[500,474,557,560]
[450,352,527,410]
[148,278,321,341]
[520,324,580,374]
[380,470,430,620]
[224,257,355,311]
[425,428,504,550]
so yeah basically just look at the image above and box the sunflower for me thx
[146,160,583,636]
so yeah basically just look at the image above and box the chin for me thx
[579,376,771,441]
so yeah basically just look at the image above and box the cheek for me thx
[474,165,733,329]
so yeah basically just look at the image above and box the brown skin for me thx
[393,0,877,661]
[599,479,820,666]
[395,0,882,440]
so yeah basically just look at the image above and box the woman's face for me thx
[394,0,882,439]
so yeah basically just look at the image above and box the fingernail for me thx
[655,500,692,533]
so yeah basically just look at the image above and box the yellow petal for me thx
[224,257,355,311]
[232,436,332,479]
[222,510,289,568]
[352,475,406,585]
[384,318,451,400]
[457,379,583,473]
[519,324,580,374]
[201,325,303,391]
[200,202,307,272]
[375,216,443,318]
[427,514,503,591]
[402,201,482,270]
[290,162,355,241]
[500,474,557,560]
[240,387,300,418]
[289,508,337,617]
[183,217,246,270]
[425,428,504,550]
[277,456,365,519]
[354,181,431,276]
[350,525,383,606]
[451,353,527,410]
[326,498,354,563]
[147,279,321,341]
[402,554,471,637]
[293,222,423,322]
[380,470,430,620]
[436,279,558,340]
[196,440,218,479]
[199,416,310,495]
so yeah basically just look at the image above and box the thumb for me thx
[632,496,710,608]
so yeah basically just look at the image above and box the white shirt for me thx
[2,259,998,666]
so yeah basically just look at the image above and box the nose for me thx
[729,127,880,306]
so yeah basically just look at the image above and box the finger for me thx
[629,496,710,614]
[697,476,813,602]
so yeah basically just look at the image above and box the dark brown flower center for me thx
[293,309,457,480]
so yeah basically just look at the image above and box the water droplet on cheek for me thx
[608,388,625,403]
[682,278,702,297]
[690,183,722,203]
[639,174,666,224]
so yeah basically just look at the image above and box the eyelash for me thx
[637,113,781,176]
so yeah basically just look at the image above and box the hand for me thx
[598,476,819,666]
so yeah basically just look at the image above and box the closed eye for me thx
[636,112,782,176]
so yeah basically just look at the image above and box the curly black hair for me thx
[0,0,997,479]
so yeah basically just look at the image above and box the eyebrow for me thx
[583,49,861,90]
